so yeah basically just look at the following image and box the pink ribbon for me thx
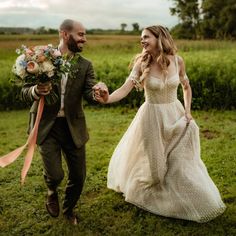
[0,96,45,185]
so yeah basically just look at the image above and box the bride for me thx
[93,25,226,222]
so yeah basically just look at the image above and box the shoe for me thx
[63,213,78,225]
[46,192,59,217]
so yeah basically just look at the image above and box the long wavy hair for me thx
[131,25,177,83]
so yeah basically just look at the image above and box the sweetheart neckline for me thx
[149,73,179,82]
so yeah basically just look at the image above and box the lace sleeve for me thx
[128,70,143,91]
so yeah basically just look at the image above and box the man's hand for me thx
[35,82,52,96]
[92,82,109,104]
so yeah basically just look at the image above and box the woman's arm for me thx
[94,61,142,104]
[106,79,134,104]
[178,56,192,122]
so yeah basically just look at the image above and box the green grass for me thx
[0,107,235,236]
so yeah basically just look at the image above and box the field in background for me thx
[0,34,236,110]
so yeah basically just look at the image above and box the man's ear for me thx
[60,30,69,40]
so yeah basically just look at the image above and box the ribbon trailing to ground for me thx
[0,96,44,185]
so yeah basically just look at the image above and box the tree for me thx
[132,23,140,32]
[120,23,127,31]
[201,0,236,39]
[35,26,48,34]
[170,0,200,39]
[170,22,196,39]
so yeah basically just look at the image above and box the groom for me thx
[21,19,108,225]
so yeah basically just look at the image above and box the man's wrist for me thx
[32,85,40,100]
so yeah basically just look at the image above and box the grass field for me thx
[0,34,235,235]
[0,107,235,236]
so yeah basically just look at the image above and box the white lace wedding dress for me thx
[107,57,226,223]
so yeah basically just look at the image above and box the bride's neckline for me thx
[149,73,179,82]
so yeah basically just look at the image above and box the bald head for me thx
[59,19,84,33]
[58,19,87,53]
[59,19,74,32]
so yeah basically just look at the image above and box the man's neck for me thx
[58,43,74,57]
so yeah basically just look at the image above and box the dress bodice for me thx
[144,74,180,104]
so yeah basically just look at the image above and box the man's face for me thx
[67,34,82,53]
[66,23,87,53]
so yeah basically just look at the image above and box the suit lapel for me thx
[65,55,83,96]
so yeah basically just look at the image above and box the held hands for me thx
[35,82,52,96]
[92,82,109,104]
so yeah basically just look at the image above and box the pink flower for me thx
[26,61,39,74]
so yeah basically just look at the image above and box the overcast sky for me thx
[0,0,179,30]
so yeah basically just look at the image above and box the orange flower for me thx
[36,55,46,63]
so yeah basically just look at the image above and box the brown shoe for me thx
[63,213,78,225]
[46,192,59,217]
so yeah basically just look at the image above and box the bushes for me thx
[0,36,235,110]
[184,51,236,109]
[91,50,236,110]
[0,82,27,110]
[0,52,236,110]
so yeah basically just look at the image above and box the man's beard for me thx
[67,35,83,53]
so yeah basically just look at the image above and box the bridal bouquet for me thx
[12,44,70,104]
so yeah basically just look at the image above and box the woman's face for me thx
[140,29,158,54]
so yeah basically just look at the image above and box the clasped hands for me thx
[92,82,109,103]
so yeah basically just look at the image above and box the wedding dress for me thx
[107,56,226,223]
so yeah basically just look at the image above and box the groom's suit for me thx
[22,55,95,147]
[21,55,96,215]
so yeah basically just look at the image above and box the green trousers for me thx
[39,117,86,215]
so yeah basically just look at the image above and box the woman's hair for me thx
[131,25,177,82]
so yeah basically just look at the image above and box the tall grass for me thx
[0,35,236,110]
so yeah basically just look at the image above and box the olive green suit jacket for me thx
[21,55,96,148]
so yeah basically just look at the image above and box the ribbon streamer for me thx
[0,96,44,185]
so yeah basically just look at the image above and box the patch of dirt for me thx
[201,129,220,139]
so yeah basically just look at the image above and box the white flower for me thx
[47,70,55,77]
[40,60,55,74]
[50,49,61,59]
[13,54,27,79]
[15,49,21,54]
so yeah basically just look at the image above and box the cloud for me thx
[0,0,178,29]
[0,0,48,10]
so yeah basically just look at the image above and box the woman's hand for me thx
[185,112,193,124]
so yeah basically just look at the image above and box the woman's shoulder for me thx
[131,57,142,74]
[176,55,184,65]
[175,55,186,73]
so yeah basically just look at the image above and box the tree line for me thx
[170,0,236,39]
[1,0,235,39]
